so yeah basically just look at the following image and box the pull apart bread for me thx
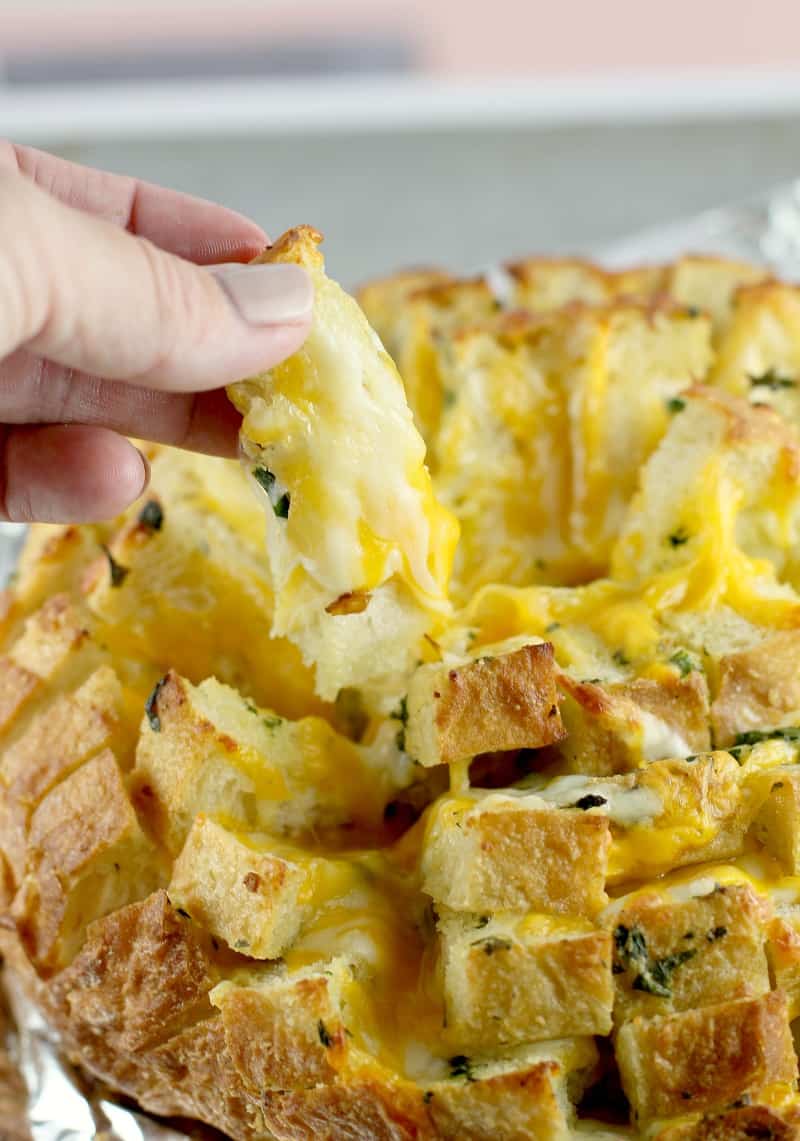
[9,233,800,1141]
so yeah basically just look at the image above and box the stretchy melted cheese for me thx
[229,227,458,701]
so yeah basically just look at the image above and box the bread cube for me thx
[557,670,710,776]
[611,386,800,587]
[169,816,360,960]
[0,594,100,743]
[666,255,768,331]
[0,665,127,886]
[211,958,356,1091]
[11,750,159,973]
[710,280,800,433]
[132,672,405,856]
[767,906,800,1019]
[712,631,800,748]
[616,991,796,1123]
[647,1091,800,1140]
[50,890,219,1059]
[748,765,800,873]
[605,752,748,884]
[405,640,564,767]
[438,909,613,1048]
[421,792,610,916]
[603,880,771,1022]
[422,1037,599,1141]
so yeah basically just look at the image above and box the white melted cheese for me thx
[639,710,691,761]
[478,774,662,828]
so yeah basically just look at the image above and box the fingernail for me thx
[209,262,314,325]
[137,449,151,493]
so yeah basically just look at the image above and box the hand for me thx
[0,143,314,523]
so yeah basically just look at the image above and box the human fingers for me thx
[0,349,241,455]
[0,141,268,264]
[0,168,313,393]
[0,424,148,523]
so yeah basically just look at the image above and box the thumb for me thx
[0,168,312,393]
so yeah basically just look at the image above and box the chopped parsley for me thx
[138,499,164,532]
[102,545,129,587]
[667,527,690,548]
[471,936,512,955]
[145,675,169,732]
[733,727,800,746]
[318,1020,334,1048]
[262,714,282,731]
[613,924,696,998]
[707,925,727,942]
[666,397,687,414]
[669,649,695,677]
[748,368,796,391]
[685,306,701,318]
[448,1055,476,1081]
[423,1091,434,1104]
[574,793,607,811]
[253,466,290,518]
[393,695,409,752]
[612,649,630,668]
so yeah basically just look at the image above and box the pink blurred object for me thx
[3,0,800,77]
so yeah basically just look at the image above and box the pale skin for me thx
[0,142,314,523]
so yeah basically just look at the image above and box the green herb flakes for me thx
[138,499,164,532]
[669,649,695,677]
[613,924,696,998]
[448,1055,476,1081]
[471,936,512,955]
[102,545,129,587]
[145,675,169,732]
[748,368,796,390]
[667,527,690,548]
[253,466,291,518]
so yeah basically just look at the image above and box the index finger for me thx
[0,141,268,264]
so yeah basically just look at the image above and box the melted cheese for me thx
[229,227,458,699]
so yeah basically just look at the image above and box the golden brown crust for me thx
[213,970,349,1091]
[255,225,324,269]
[422,796,611,915]
[605,883,772,1023]
[616,991,797,1122]
[557,671,710,776]
[712,630,800,747]
[439,910,613,1049]
[406,642,565,767]
[11,750,158,974]
[261,1074,434,1141]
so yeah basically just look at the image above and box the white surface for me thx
[6,70,800,143]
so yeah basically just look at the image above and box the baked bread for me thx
[4,231,800,1138]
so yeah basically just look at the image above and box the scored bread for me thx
[6,238,800,1139]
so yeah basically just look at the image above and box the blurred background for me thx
[3,0,800,285]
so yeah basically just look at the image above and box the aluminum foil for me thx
[5,177,800,1138]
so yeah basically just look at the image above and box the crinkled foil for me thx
[5,178,800,1138]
